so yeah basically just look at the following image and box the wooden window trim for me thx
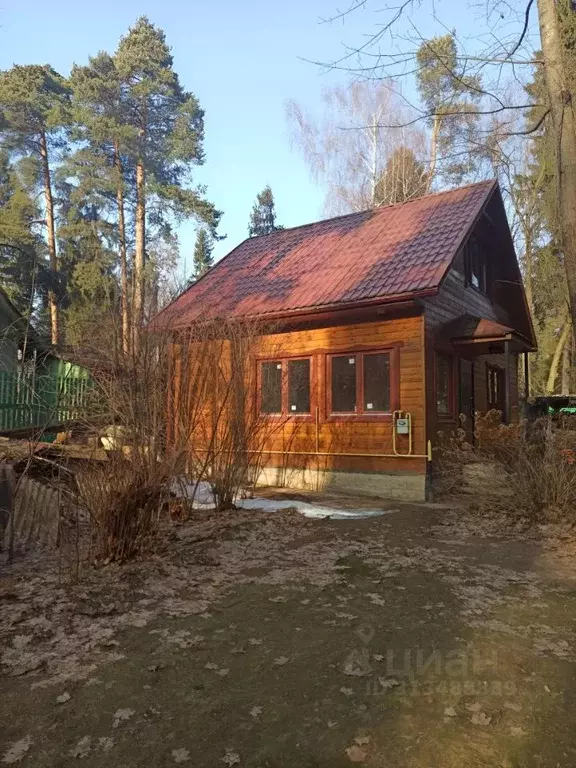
[324,346,399,423]
[435,351,456,421]
[464,236,489,296]
[486,362,504,411]
[256,356,314,421]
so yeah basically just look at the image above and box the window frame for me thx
[435,351,456,419]
[325,346,399,422]
[256,355,314,420]
[486,363,505,413]
[464,236,489,295]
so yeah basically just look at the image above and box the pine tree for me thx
[415,34,482,186]
[0,151,48,314]
[68,51,135,353]
[248,186,282,237]
[0,65,70,343]
[374,147,429,206]
[191,229,213,282]
[114,17,221,345]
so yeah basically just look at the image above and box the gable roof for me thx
[155,180,500,329]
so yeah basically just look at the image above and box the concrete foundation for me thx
[255,465,427,502]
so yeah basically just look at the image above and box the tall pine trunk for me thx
[537,0,576,335]
[427,114,441,192]
[39,130,58,345]
[114,142,130,356]
[133,157,145,349]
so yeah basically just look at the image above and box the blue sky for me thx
[0,0,538,277]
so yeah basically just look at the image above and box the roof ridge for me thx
[149,178,503,330]
[242,178,498,240]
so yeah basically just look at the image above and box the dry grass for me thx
[435,411,576,524]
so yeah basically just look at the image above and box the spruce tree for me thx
[248,186,282,236]
[0,65,70,343]
[191,229,213,281]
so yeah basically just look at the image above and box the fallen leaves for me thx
[112,708,135,729]
[470,712,492,726]
[69,736,92,759]
[172,748,191,763]
[342,650,372,677]
[345,744,367,763]
[55,691,71,704]
[221,749,240,766]
[2,736,32,764]
[273,656,289,666]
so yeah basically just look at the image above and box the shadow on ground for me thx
[2,499,576,767]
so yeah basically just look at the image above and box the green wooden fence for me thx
[0,370,93,433]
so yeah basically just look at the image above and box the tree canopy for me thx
[248,186,282,236]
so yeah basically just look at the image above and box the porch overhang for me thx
[437,314,534,355]
[437,314,533,424]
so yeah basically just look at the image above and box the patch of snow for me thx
[235,496,393,520]
[171,478,395,520]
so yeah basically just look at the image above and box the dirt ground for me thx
[2,492,576,767]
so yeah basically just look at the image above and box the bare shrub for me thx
[170,318,287,512]
[75,453,168,563]
[69,312,287,561]
[435,410,576,523]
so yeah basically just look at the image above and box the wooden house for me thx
[155,180,535,501]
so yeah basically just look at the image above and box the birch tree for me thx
[319,0,576,335]
[287,80,427,214]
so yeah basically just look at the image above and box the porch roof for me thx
[437,314,534,352]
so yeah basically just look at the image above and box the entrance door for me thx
[458,358,475,442]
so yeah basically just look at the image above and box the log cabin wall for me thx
[254,314,427,484]
[421,212,522,440]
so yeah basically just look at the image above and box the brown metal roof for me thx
[154,180,498,328]
[439,315,516,341]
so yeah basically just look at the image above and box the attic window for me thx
[465,236,488,294]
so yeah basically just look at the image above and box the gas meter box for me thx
[395,418,410,435]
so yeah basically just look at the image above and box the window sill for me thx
[259,413,314,422]
[325,413,393,423]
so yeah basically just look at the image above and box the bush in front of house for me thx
[435,411,576,524]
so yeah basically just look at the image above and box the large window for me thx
[465,237,488,294]
[259,358,311,415]
[329,351,391,415]
[288,359,311,413]
[436,353,454,416]
[260,360,282,414]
